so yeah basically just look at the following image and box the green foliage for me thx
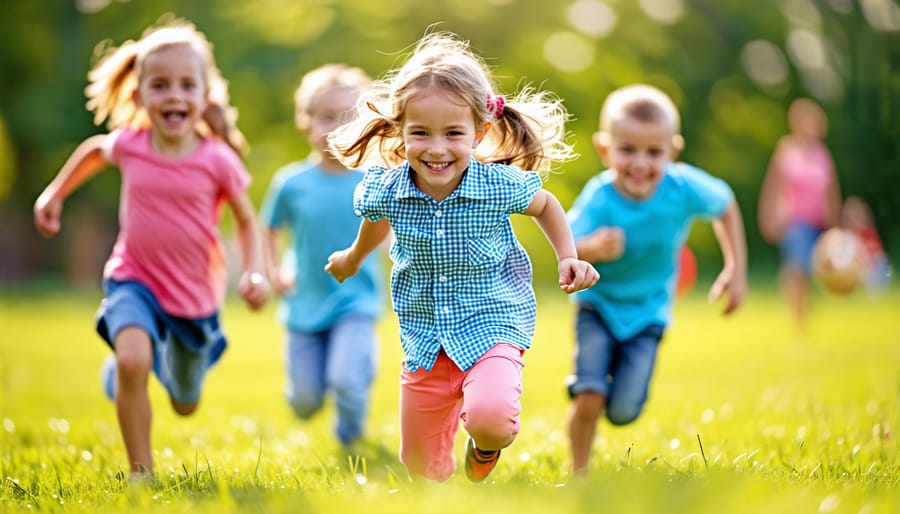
[1,289,899,512]
[1,0,898,284]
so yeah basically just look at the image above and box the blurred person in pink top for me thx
[758,98,841,331]
[33,16,270,480]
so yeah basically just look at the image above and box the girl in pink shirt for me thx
[758,98,842,331]
[33,17,270,479]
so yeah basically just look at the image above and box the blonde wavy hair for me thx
[328,32,576,175]
[84,15,248,156]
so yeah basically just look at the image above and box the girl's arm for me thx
[325,218,391,283]
[757,139,786,244]
[263,227,295,296]
[34,135,110,237]
[824,164,842,229]
[709,198,748,315]
[228,194,271,310]
[525,190,599,293]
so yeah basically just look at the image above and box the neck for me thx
[316,152,350,173]
[150,130,202,158]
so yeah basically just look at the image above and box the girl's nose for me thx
[427,139,445,155]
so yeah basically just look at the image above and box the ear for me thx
[474,122,491,148]
[593,131,611,166]
[670,134,685,159]
[132,88,142,108]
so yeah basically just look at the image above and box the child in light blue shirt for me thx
[261,64,384,446]
[566,84,748,477]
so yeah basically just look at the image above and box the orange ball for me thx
[812,228,867,295]
[676,245,697,298]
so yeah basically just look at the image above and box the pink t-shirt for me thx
[776,138,835,228]
[102,128,251,318]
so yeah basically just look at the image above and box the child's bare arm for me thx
[229,194,271,310]
[525,190,599,293]
[34,135,110,238]
[325,218,391,283]
[576,227,625,263]
[262,227,295,296]
[709,199,748,314]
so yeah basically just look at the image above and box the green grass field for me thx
[1,286,898,513]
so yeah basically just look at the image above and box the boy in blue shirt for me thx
[566,84,748,476]
[260,64,384,446]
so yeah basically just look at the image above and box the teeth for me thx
[425,161,450,170]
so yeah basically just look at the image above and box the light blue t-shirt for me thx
[354,160,542,372]
[567,162,733,340]
[260,160,384,332]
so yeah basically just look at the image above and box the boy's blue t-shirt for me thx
[260,160,384,332]
[567,162,733,340]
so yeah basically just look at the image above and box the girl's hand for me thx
[34,192,63,238]
[238,271,270,311]
[708,266,746,315]
[324,248,361,284]
[558,257,599,294]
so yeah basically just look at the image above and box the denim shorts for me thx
[95,279,227,404]
[780,222,823,275]
[567,304,664,425]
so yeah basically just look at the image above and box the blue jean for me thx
[96,280,226,405]
[285,314,377,445]
[780,222,824,275]
[567,305,663,425]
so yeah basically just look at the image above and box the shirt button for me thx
[439,275,447,282]
[434,210,443,217]
[354,209,362,216]
[443,306,450,314]
[436,229,444,236]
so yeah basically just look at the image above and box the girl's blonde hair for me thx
[294,63,371,131]
[328,32,576,174]
[84,15,248,156]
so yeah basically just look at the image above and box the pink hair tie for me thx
[487,94,505,119]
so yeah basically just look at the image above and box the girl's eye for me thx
[410,130,427,136]
[447,130,464,137]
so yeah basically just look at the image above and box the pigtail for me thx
[85,38,143,129]
[329,83,405,169]
[478,87,576,175]
[335,114,401,169]
[203,69,248,156]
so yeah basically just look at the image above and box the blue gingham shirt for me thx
[354,160,542,372]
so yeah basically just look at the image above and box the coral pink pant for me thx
[399,343,524,481]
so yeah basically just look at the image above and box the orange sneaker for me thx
[464,437,500,482]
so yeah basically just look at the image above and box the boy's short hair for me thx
[294,63,370,130]
[597,84,683,150]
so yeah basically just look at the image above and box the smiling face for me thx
[401,86,487,201]
[134,44,208,154]
[597,116,677,201]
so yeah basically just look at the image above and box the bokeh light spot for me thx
[567,0,617,38]
[741,40,789,88]
[544,31,594,73]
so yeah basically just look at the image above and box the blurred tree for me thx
[1,0,897,287]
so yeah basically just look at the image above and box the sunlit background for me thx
[1,0,897,290]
